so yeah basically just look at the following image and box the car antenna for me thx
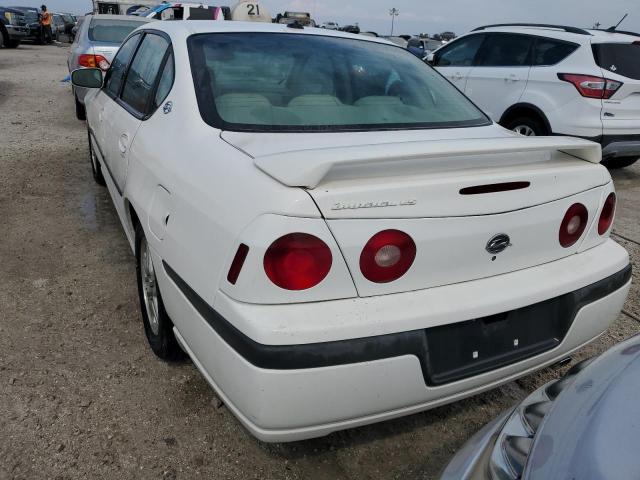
[607,13,628,32]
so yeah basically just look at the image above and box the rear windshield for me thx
[593,43,640,80]
[88,18,145,43]
[188,33,489,132]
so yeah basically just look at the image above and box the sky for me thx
[1,0,638,36]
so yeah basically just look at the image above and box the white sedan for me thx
[71,21,631,442]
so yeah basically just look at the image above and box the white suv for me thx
[430,23,640,169]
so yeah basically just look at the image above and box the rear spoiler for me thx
[254,136,602,188]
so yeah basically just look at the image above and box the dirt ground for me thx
[1,43,639,480]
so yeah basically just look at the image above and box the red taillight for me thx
[360,230,416,283]
[559,203,588,248]
[78,54,110,71]
[558,73,622,99]
[598,192,616,235]
[263,233,332,290]
[227,243,249,285]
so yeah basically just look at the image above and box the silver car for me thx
[68,14,153,120]
[441,324,640,480]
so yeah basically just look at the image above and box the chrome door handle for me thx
[118,133,129,156]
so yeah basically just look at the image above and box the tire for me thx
[0,27,6,48]
[87,130,105,186]
[6,39,20,48]
[75,94,86,120]
[502,116,547,137]
[135,223,185,361]
[601,156,639,169]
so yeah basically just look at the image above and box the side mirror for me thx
[71,68,103,88]
[425,53,435,65]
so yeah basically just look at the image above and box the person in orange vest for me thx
[39,5,52,44]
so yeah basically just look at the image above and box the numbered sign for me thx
[230,0,271,22]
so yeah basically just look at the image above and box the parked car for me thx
[143,3,225,20]
[340,24,360,34]
[0,6,28,48]
[67,13,153,120]
[59,13,77,35]
[384,35,408,47]
[320,21,339,30]
[51,13,66,41]
[71,20,630,442]
[10,6,41,43]
[429,23,640,169]
[441,332,639,479]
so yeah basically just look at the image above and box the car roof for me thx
[1,6,27,14]
[85,13,154,22]
[138,20,395,46]
[469,24,640,43]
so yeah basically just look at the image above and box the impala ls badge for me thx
[486,234,512,255]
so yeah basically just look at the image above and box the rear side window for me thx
[88,18,146,43]
[533,38,578,66]
[121,33,170,114]
[593,43,640,80]
[435,34,485,66]
[154,52,174,108]
[104,34,140,97]
[477,33,534,67]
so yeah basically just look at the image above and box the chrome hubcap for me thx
[140,238,160,335]
[513,125,536,136]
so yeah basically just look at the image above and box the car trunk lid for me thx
[223,128,608,297]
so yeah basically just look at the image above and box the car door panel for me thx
[464,33,534,121]
[433,34,486,92]
[103,33,170,194]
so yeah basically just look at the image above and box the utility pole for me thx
[389,8,399,36]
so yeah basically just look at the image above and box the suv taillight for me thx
[598,192,616,235]
[360,230,416,283]
[263,233,332,290]
[558,73,623,99]
[559,203,588,248]
[78,54,110,71]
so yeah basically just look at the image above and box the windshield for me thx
[188,33,489,132]
[88,18,145,43]
[593,43,640,80]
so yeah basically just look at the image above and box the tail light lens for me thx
[559,203,588,248]
[558,73,623,99]
[598,192,616,235]
[360,230,416,283]
[78,54,110,71]
[264,233,332,290]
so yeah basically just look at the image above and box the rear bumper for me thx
[600,134,640,159]
[157,240,630,442]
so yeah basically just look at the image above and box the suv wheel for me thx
[601,157,639,169]
[503,116,547,137]
[6,39,20,48]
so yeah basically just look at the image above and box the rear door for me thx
[593,41,640,134]
[432,33,486,91]
[102,31,171,192]
[464,33,534,121]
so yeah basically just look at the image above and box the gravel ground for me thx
[1,44,639,480]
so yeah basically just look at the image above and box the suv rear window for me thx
[88,18,145,43]
[189,33,490,132]
[593,43,640,80]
